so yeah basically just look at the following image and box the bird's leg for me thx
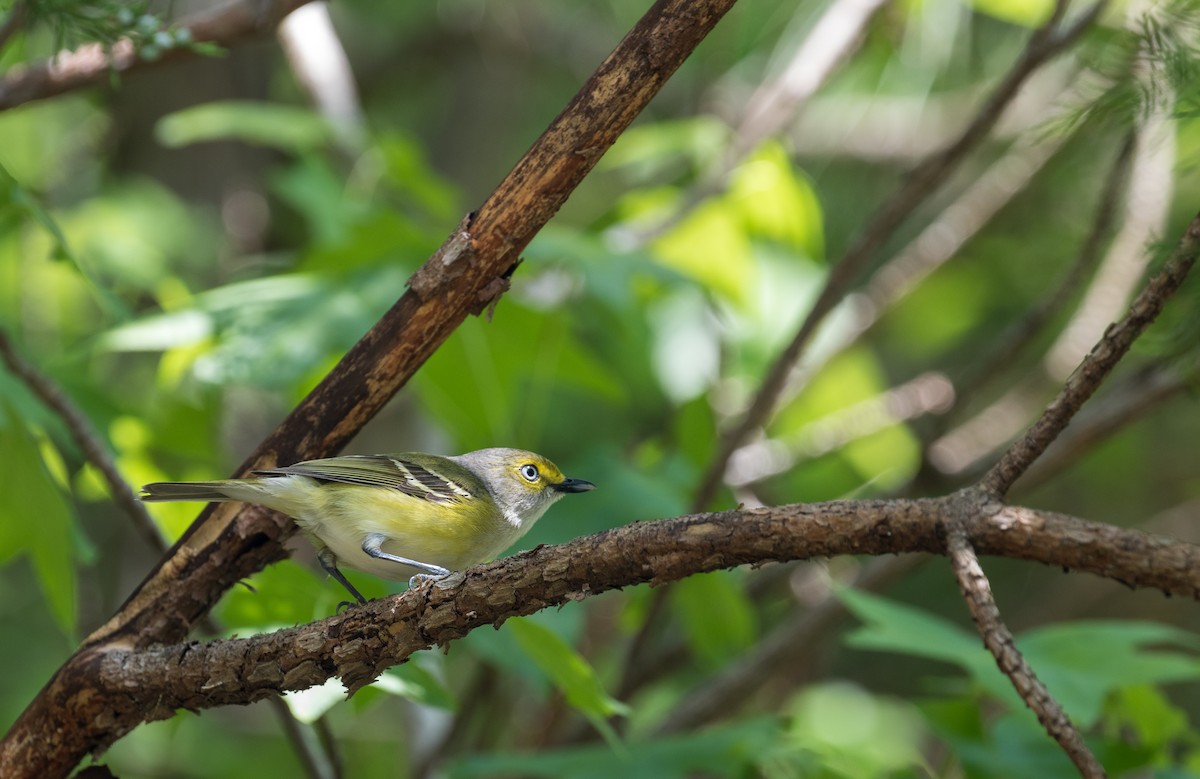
[317,547,368,607]
[361,533,450,589]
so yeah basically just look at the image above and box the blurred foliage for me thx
[1,0,1200,777]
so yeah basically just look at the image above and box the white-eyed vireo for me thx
[141,448,595,605]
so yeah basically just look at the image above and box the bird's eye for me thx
[519,464,540,482]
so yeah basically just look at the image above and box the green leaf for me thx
[842,589,1200,728]
[0,407,77,634]
[839,587,994,674]
[728,142,824,259]
[652,199,755,306]
[945,711,1082,778]
[507,617,629,732]
[968,0,1056,27]
[1102,685,1195,753]
[671,570,757,668]
[1020,622,1200,726]
[155,101,332,153]
[414,302,625,450]
[600,117,728,180]
[767,682,928,779]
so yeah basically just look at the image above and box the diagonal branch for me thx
[947,525,1106,778]
[1015,362,1190,492]
[980,208,1200,496]
[81,0,739,656]
[0,2,741,776]
[691,0,1108,511]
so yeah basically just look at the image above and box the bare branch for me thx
[0,328,164,552]
[1014,362,1189,492]
[980,209,1200,496]
[0,0,315,111]
[4,495,1198,779]
[947,526,1106,778]
[693,1,1107,510]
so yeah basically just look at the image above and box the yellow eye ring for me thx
[519,464,540,482]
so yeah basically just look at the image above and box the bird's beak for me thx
[552,478,596,493]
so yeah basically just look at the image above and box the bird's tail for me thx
[141,480,255,503]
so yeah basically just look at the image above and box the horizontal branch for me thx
[26,494,1200,763]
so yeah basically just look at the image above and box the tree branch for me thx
[980,208,1200,496]
[0,2,741,775]
[691,0,1107,511]
[947,526,1106,778]
[8,494,1200,778]
[0,0,315,111]
[1016,362,1190,492]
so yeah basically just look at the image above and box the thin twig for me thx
[1010,362,1190,492]
[0,0,315,111]
[980,209,1200,496]
[692,0,1108,511]
[0,328,163,552]
[613,1,1110,701]
[947,526,1106,778]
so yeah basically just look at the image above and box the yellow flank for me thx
[140,448,596,598]
[313,483,509,573]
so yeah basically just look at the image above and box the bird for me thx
[141,448,595,605]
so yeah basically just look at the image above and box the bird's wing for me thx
[255,454,479,505]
